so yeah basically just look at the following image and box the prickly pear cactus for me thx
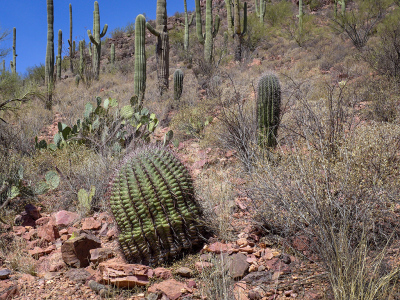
[109,146,203,265]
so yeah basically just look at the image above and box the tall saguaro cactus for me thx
[195,0,220,63]
[183,0,194,53]
[68,3,74,73]
[146,0,169,95]
[255,0,266,23]
[45,0,54,110]
[57,30,62,80]
[78,40,84,77]
[225,0,234,36]
[135,14,146,104]
[233,0,247,61]
[10,27,16,74]
[109,146,204,265]
[257,73,281,148]
[87,1,108,80]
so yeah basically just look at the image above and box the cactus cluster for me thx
[146,0,169,95]
[195,0,220,63]
[134,14,146,104]
[45,0,54,109]
[87,1,108,80]
[173,69,184,101]
[257,73,281,148]
[109,146,204,265]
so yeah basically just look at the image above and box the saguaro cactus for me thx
[45,0,54,110]
[225,0,234,36]
[146,0,169,95]
[173,69,184,101]
[297,0,304,37]
[195,0,220,63]
[2,60,5,73]
[110,43,115,65]
[68,3,74,73]
[10,27,16,74]
[78,40,84,77]
[57,29,62,80]
[257,73,281,148]
[183,0,194,52]
[134,14,146,104]
[233,0,247,61]
[87,1,108,80]
[109,146,204,266]
[255,0,266,23]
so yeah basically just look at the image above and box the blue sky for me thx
[0,1,195,75]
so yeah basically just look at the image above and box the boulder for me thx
[148,279,187,300]
[61,233,101,268]
[37,224,60,242]
[81,217,102,231]
[54,210,79,228]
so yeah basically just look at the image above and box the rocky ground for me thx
[0,137,332,300]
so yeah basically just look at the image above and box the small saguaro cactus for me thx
[233,0,247,61]
[10,27,16,74]
[78,40,84,77]
[173,69,184,101]
[110,43,115,65]
[195,0,220,64]
[134,14,146,104]
[183,0,194,53]
[87,1,108,80]
[334,0,346,18]
[57,29,62,80]
[45,0,54,110]
[146,0,169,95]
[257,73,281,148]
[255,0,266,23]
[297,0,304,37]
[109,145,204,266]
[68,3,74,73]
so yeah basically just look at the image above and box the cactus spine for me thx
[109,146,204,266]
[57,29,62,80]
[146,0,169,95]
[10,27,16,74]
[134,15,146,104]
[68,3,74,73]
[255,0,266,23]
[183,0,194,52]
[110,43,115,65]
[257,73,281,148]
[87,1,108,80]
[195,0,220,63]
[45,0,54,110]
[173,69,184,101]
[233,0,247,61]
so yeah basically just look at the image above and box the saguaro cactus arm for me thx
[255,0,266,23]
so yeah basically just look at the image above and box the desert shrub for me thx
[245,13,268,53]
[110,27,125,39]
[0,235,36,275]
[265,0,293,27]
[0,71,22,100]
[125,22,135,36]
[25,64,45,85]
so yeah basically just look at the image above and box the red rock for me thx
[81,217,102,230]
[98,223,108,236]
[292,235,309,252]
[22,228,37,241]
[195,261,214,273]
[263,258,291,274]
[233,281,249,300]
[0,281,19,300]
[193,159,208,169]
[59,228,68,235]
[61,233,101,268]
[153,267,172,279]
[98,212,113,223]
[204,242,233,254]
[28,245,55,259]
[99,262,152,288]
[54,210,79,227]
[90,248,114,264]
[106,226,118,239]
[187,280,196,288]
[37,224,60,242]
[35,216,52,226]
[13,226,26,236]
[148,279,187,300]
[47,251,66,272]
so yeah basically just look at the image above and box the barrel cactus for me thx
[109,146,204,266]
[173,69,184,101]
[257,73,281,148]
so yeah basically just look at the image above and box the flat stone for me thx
[61,233,101,268]
[153,267,172,279]
[90,248,114,264]
[65,268,91,283]
[148,279,186,300]
[99,262,152,288]
[175,267,193,278]
[228,253,250,279]
[54,210,79,228]
[242,271,273,285]
[0,269,11,280]
[81,217,102,231]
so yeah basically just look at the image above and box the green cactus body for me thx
[257,73,281,148]
[11,27,16,74]
[255,0,266,23]
[75,74,81,87]
[68,3,74,73]
[297,0,304,37]
[233,0,247,61]
[183,0,194,52]
[2,60,5,73]
[340,0,346,16]
[173,69,184,101]
[87,1,108,80]
[134,14,146,104]
[195,0,220,63]
[225,0,234,36]
[146,0,169,95]
[45,0,54,109]
[109,146,203,266]
[110,43,115,65]
[57,29,62,80]
[79,40,84,77]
